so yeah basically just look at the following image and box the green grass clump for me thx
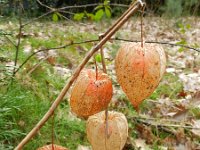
[0,82,49,149]
[0,79,88,149]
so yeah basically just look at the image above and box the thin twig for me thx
[15,2,142,149]
[100,48,107,74]
[58,10,75,15]
[36,0,54,10]
[135,118,176,135]
[14,39,99,74]
[128,114,180,124]
[59,3,129,10]
[99,35,110,140]
[129,115,200,130]
[4,35,16,47]
[11,3,23,84]
[57,12,78,26]
[13,19,22,73]
[58,10,90,26]
[22,10,54,27]
[115,38,200,53]
[93,56,98,80]
[58,11,93,27]
[15,38,200,74]
[140,4,146,48]
[51,112,55,150]
[98,35,110,142]
[27,56,49,75]
[98,34,107,73]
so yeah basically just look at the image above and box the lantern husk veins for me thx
[37,144,68,150]
[115,43,166,109]
[86,111,128,150]
[70,69,113,118]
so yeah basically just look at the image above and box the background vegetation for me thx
[1,0,200,17]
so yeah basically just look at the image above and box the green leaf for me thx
[104,0,110,5]
[178,23,184,28]
[95,54,102,63]
[176,39,187,45]
[180,28,186,34]
[106,5,111,10]
[94,5,104,11]
[105,7,111,18]
[86,13,95,20]
[186,24,191,29]
[52,13,58,22]
[176,39,187,52]
[94,9,104,21]
[73,13,85,21]
[178,47,186,52]
[56,12,62,18]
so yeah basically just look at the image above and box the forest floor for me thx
[0,17,200,150]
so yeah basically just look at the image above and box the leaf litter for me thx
[1,17,200,149]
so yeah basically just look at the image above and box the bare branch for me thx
[15,2,143,149]
[14,39,99,74]
[10,2,23,85]
[27,56,50,75]
[130,115,200,130]
[58,10,75,15]
[22,10,54,27]
[115,38,200,53]
[36,0,54,10]
[15,37,200,74]
[57,12,77,26]
[3,35,16,47]
[59,3,129,10]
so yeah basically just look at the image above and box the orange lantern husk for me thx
[86,111,128,150]
[115,43,166,110]
[70,69,113,118]
[37,144,68,150]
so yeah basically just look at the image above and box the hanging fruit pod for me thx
[115,43,166,109]
[70,69,113,118]
[37,144,69,150]
[86,111,128,150]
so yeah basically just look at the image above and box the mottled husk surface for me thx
[87,111,128,150]
[115,43,166,108]
[37,144,68,150]
[70,69,113,118]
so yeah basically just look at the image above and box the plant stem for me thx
[99,35,109,140]
[94,56,98,80]
[100,47,107,74]
[51,111,55,150]
[15,2,143,149]
[140,4,145,48]
[11,2,23,85]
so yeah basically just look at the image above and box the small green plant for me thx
[73,0,112,21]
[52,12,63,22]
[175,20,191,52]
